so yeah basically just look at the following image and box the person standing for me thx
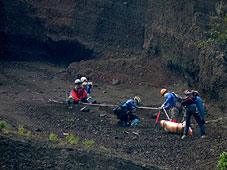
[181,90,207,139]
[192,90,206,124]
[160,89,183,122]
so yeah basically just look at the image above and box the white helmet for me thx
[74,79,82,84]
[82,81,88,86]
[134,96,142,106]
[81,77,87,82]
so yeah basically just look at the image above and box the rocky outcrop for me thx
[0,0,226,108]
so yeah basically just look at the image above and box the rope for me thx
[80,102,160,110]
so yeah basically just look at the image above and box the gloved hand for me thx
[161,104,165,108]
[67,96,74,104]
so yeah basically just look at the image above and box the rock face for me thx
[0,0,226,108]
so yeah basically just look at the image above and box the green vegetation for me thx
[199,3,227,48]
[0,120,7,129]
[18,125,26,135]
[83,140,95,147]
[66,118,74,122]
[99,145,110,151]
[217,152,227,170]
[66,133,79,145]
[26,131,32,137]
[49,133,58,141]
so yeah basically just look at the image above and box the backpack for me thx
[172,92,182,103]
[181,96,196,107]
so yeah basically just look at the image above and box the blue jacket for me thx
[122,99,137,112]
[85,86,91,97]
[163,93,177,110]
[195,96,205,120]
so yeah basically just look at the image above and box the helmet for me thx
[134,96,142,106]
[81,77,87,82]
[184,89,192,95]
[192,90,199,96]
[82,81,88,86]
[74,79,82,84]
[160,89,167,96]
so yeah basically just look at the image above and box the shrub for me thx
[18,126,25,135]
[83,140,95,147]
[0,121,7,129]
[49,133,58,141]
[217,152,227,170]
[66,133,79,145]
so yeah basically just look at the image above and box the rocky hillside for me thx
[0,0,226,109]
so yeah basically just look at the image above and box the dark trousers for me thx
[183,105,205,136]
[114,107,139,124]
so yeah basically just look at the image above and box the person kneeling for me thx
[113,96,141,127]
[67,79,88,104]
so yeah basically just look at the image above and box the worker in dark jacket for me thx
[113,96,142,127]
[181,90,207,139]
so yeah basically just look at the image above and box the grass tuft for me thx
[49,133,58,141]
[66,133,79,145]
[83,140,95,147]
[0,121,7,129]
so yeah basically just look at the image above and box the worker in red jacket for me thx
[67,79,88,104]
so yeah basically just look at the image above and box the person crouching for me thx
[67,79,88,104]
[113,96,142,127]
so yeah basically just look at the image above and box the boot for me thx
[181,135,187,140]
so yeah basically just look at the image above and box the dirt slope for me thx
[0,61,226,170]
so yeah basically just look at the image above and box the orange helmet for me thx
[160,89,167,96]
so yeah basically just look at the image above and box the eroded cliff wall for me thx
[0,0,226,107]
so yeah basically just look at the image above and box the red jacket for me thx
[71,87,88,102]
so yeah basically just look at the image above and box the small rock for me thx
[35,128,42,132]
[63,132,69,136]
[115,136,123,140]
[99,113,107,117]
[132,137,138,140]
[132,132,139,135]
[112,79,120,85]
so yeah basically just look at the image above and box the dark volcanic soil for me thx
[0,61,226,170]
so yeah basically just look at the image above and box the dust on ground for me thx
[0,61,226,170]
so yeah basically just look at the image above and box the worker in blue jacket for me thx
[192,90,205,124]
[113,96,142,127]
[160,89,183,122]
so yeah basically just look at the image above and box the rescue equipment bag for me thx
[181,97,195,107]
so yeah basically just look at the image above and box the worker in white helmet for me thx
[67,79,88,104]
[113,96,142,127]
[80,76,96,103]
